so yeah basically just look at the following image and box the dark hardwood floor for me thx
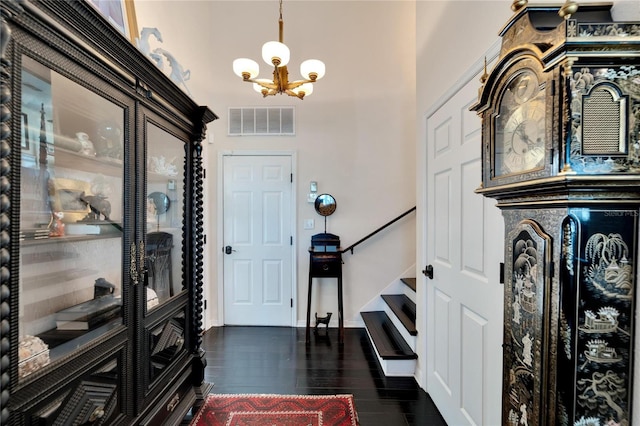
[195,326,448,426]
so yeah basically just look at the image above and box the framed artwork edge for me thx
[87,0,139,44]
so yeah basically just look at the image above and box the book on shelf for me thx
[55,295,122,327]
[56,320,89,330]
[65,222,122,235]
[20,228,50,241]
[55,307,121,331]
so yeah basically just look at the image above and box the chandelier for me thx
[232,0,326,99]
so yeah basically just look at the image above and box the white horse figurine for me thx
[136,27,163,59]
[154,48,191,96]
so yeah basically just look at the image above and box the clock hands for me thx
[513,121,542,155]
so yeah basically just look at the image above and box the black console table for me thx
[306,233,344,344]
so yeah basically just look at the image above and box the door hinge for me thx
[290,236,293,245]
[204,300,207,310]
[202,168,206,179]
[203,234,207,244]
[290,298,293,308]
[499,262,504,284]
[290,173,293,183]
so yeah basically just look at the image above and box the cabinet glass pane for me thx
[19,55,124,380]
[146,123,184,308]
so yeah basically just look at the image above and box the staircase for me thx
[361,277,417,377]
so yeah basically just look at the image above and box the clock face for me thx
[494,69,546,176]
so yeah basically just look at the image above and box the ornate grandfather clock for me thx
[471,2,640,425]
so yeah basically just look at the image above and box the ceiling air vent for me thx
[228,107,295,136]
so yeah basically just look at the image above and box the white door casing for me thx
[222,154,294,326]
[423,69,504,424]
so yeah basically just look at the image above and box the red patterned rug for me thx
[190,394,359,426]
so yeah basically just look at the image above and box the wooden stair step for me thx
[400,277,416,292]
[381,294,417,336]
[361,311,417,360]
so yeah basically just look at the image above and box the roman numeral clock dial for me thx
[494,69,546,177]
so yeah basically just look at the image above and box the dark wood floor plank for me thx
[195,326,447,426]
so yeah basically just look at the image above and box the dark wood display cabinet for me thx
[0,1,217,424]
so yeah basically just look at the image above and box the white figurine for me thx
[154,48,191,96]
[136,27,163,58]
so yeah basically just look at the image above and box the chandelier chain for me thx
[279,0,284,43]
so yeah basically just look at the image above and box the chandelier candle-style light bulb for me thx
[262,41,290,67]
[232,0,325,99]
[233,58,259,80]
[292,83,313,97]
[300,59,325,81]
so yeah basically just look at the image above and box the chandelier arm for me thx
[285,89,304,99]
[285,80,313,90]
[248,79,278,90]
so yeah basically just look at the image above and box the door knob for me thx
[224,245,236,255]
[422,264,434,279]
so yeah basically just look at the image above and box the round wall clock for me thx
[494,68,546,176]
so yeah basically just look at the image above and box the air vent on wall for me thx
[228,107,295,136]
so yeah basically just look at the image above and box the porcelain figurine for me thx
[76,132,96,156]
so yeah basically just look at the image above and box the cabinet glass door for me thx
[18,55,125,381]
[144,121,188,384]
[145,122,185,308]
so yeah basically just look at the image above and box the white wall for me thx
[133,1,417,329]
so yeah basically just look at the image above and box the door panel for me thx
[426,75,504,425]
[223,155,293,326]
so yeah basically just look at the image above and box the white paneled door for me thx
[425,74,504,425]
[223,155,293,326]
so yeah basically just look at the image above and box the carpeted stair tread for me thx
[381,294,417,336]
[400,277,416,292]
[361,311,417,360]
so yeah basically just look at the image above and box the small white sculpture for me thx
[76,132,96,156]
[150,155,178,176]
[154,48,191,96]
[149,51,164,69]
[136,27,163,58]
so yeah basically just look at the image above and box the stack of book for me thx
[55,295,122,330]
[20,228,50,241]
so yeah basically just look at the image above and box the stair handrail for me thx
[341,206,416,255]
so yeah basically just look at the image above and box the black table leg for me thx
[306,273,313,343]
[337,275,344,344]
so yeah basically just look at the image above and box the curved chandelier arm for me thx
[244,75,316,99]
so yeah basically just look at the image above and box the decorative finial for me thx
[511,0,528,13]
[480,57,489,84]
[558,0,579,19]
